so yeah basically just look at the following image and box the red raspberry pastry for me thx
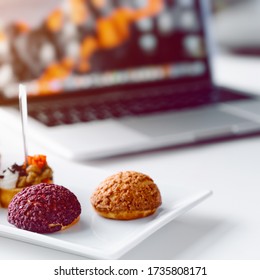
[8,183,81,233]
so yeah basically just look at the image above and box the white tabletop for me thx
[1,54,260,260]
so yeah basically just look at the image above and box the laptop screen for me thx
[0,0,212,104]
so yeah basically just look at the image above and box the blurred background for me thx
[1,0,259,55]
[0,0,259,96]
[212,0,260,55]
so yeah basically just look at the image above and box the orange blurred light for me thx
[91,0,106,9]
[46,9,63,32]
[15,22,30,33]
[0,31,6,41]
[69,0,88,25]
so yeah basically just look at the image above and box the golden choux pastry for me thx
[91,171,162,220]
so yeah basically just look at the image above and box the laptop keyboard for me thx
[28,87,211,127]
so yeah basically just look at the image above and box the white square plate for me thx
[0,157,212,259]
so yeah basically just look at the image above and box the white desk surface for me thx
[1,54,260,260]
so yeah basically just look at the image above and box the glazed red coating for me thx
[7,183,81,233]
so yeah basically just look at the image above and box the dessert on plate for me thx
[8,183,81,233]
[0,154,53,208]
[91,171,162,220]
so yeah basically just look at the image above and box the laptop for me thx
[1,0,260,160]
